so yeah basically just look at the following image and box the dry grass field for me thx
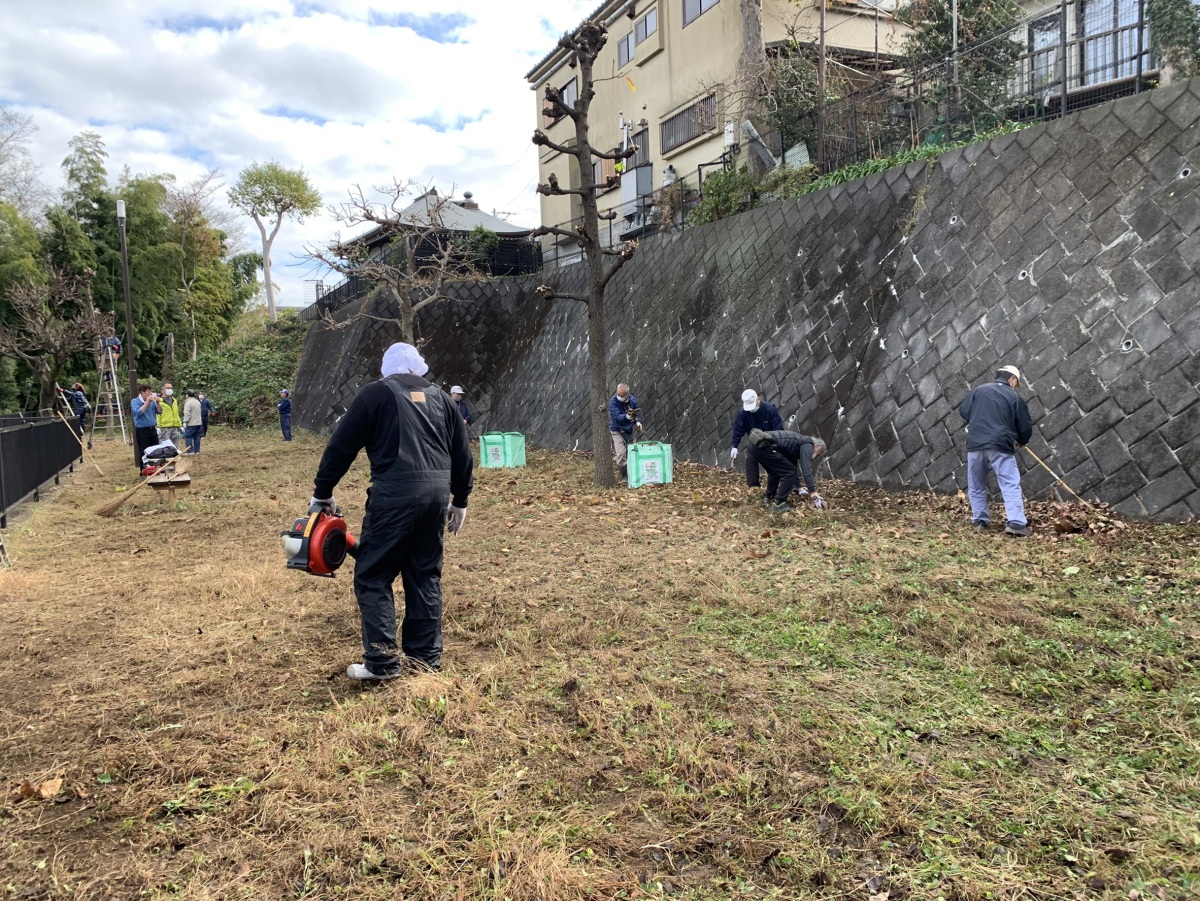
[1,429,1197,900]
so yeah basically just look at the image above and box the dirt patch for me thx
[1,429,1197,900]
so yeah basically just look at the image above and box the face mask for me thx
[164,389,173,397]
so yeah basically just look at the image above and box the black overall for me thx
[352,377,455,674]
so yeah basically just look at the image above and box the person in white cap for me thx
[309,342,474,680]
[449,385,472,426]
[729,389,784,491]
[958,365,1033,536]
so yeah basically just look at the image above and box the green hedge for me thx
[175,313,308,428]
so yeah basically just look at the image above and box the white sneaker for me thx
[346,663,401,681]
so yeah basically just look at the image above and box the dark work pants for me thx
[201,413,209,437]
[757,446,799,502]
[279,414,292,441]
[135,426,158,465]
[352,489,448,674]
[744,444,763,487]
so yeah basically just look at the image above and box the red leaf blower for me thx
[281,506,357,577]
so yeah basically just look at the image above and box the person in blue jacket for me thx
[449,386,472,426]
[277,389,292,441]
[730,388,784,489]
[958,365,1033,536]
[608,383,643,480]
[65,383,91,431]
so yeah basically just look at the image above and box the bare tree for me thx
[0,268,111,411]
[532,20,639,490]
[307,182,484,344]
[0,106,47,217]
[737,0,771,177]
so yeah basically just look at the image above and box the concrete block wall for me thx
[294,77,1200,521]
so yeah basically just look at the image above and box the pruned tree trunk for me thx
[532,20,639,489]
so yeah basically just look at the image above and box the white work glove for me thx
[635,422,644,434]
[796,488,809,498]
[447,503,467,534]
[812,493,825,509]
[626,412,635,421]
[730,447,739,461]
[309,496,336,514]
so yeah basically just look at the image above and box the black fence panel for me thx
[0,418,83,528]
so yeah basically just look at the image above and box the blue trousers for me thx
[183,425,201,454]
[279,414,292,441]
[967,450,1026,526]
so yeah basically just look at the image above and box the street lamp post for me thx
[116,200,138,467]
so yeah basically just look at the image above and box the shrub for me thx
[686,167,758,227]
[175,311,308,427]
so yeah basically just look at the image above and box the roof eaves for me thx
[524,0,626,82]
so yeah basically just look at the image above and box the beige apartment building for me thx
[526,0,912,264]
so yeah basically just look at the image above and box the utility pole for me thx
[116,200,138,467]
[817,0,827,170]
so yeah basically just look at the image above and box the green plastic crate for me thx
[480,431,526,468]
[627,441,673,488]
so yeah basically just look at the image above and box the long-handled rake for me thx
[1021,446,1093,507]
[57,410,103,475]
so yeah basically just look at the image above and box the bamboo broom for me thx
[94,456,182,516]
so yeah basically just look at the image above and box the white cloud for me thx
[0,0,595,306]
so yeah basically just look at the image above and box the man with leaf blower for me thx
[309,342,473,680]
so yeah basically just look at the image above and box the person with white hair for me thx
[309,342,474,679]
[747,429,828,513]
[958,365,1033,536]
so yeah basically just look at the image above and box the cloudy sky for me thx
[0,0,597,307]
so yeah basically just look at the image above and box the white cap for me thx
[741,388,759,411]
[450,385,464,395]
[998,365,1022,382]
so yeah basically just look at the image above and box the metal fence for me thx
[0,417,84,529]
[816,0,1154,171]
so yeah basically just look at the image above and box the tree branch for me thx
[536,173,588,196]
[531,130,577,156]
[532,224,586,242]
[598,241,638,290]
[590,145,638,161]
[535,285,589,303]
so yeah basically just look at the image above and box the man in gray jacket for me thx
[958,365,1033,536]
[748,429,827,512]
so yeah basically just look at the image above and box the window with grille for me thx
[630,128,650,168]
[660,94,717,153]
[1028,13,1059,90]
[1080,0,1146,84]
[683,0,719,26]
